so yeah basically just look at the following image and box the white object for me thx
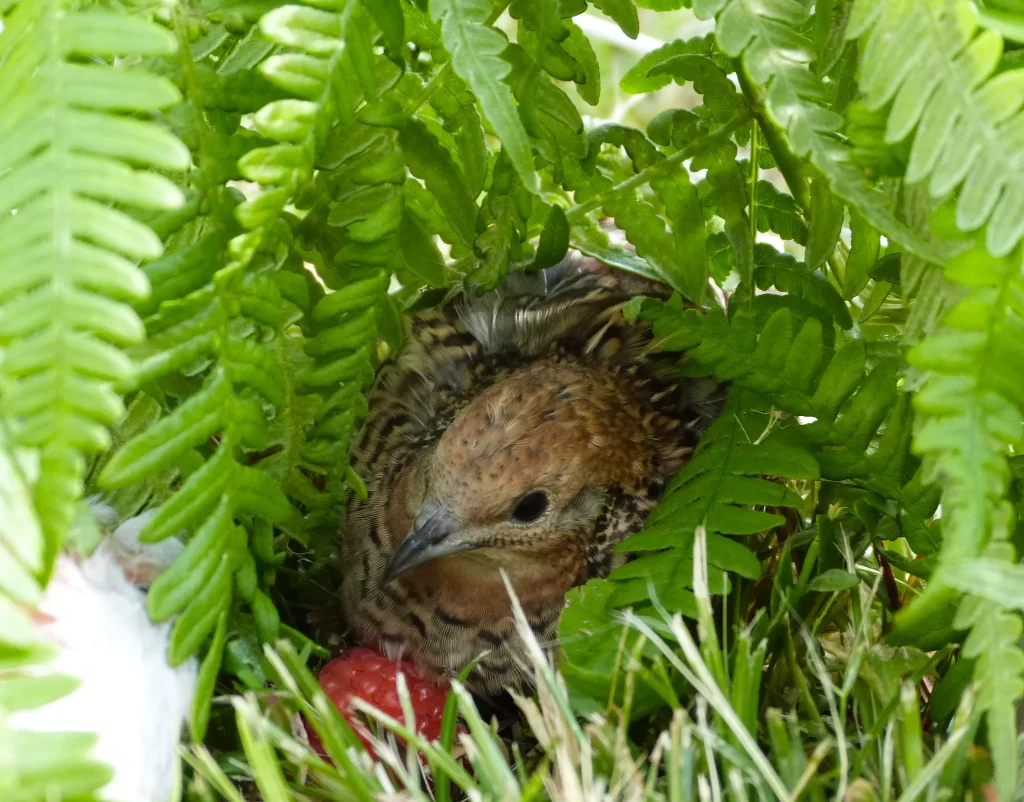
[11,510,197,802]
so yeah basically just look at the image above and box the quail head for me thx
[341,260,723,696]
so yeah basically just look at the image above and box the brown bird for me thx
[341,260,723,696]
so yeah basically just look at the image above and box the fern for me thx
[641,291,941,555]
[504,42,589,189]
[752,180,807,245]
[693,0,944,263]
[850,0,1024,256]
[1,422,113,798]
[619,33,726,94]
[607,397,816,613]
[0,4,187,560]
[563,77,753,302]
[430,0,538,193]
[901,218,1024,798]
[95,0,391,733]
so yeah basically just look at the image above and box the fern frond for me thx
[513,0,601,106]
[752,180,807,245]
[239,0,365,231]
[899,220,1024,796]
[424,71,488,202]
[619,33,726,95]
[565,95,751,302]
[906,228,1024,564]
[697,0,943,263]
[472,150,534,287]
[503,43,589,190]
[643,296,940,554]
[430,0,539,193]
[241,0,397,513]
[754,244,851,331]
[0,427,43,608]
[0,4,188,558]
[850,0,1024,256]
[87,7,371,730]
[608,398,816,615]
[952,546,1024,800]
[102,256,304,723]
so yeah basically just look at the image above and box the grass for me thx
[185,528,1005,802]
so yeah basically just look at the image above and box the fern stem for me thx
[404,2,509,119]
[748,122,759,244]
[172,7,216,199]
[565,111,752,223]
[404,63,453,118]
[736,69,811,214]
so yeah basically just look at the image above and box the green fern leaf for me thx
[513,4,601,106]
[563,21,602,106]
[591,0,639,39]
[431,0,539,193]
[700,0,944,264]
[752,180,807,244]
[649,54,747,124]
[754,245,852,330]
[909,236,1024,564]
[645,300,940,554]
[850,0,1024,256]
[427,74,489,197]
[243,0,365,229]
[398,120,478,248]
[472,150,532,287]
[0,427,114,800]
[0,4,187,557]
[608,398,817,614]
[504,43,588,186]
[950,545,1024,800]
[569,215,663,285]
[512,0,583,83]
[619,34,722,95]
[0,428,43,607]
[894,218,1024,724]
[93,0,391,672]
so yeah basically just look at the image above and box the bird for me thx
[341,258,724,696]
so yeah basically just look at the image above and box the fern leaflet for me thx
[850,0,1024,256]
[696,0,944,263]
[0,4,187,560]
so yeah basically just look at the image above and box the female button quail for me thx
[342,260,722,696]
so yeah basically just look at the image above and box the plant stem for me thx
[404,2,510,119]
[404,63,453,118]
[736,68,811,214]
[565,111,752,222]
[748,120,760,243]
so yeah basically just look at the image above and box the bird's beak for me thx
[384,503,470,581]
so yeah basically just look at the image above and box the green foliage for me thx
[432,0,538,193]
[0,426,115,801]
[3,0,1024,798]
[851,0,1024,256]
[607,400,815,613]
[0,2,187,558]
[900,215,1024,796]
[695,0,944,263]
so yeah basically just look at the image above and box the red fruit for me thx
[308,648,454,757]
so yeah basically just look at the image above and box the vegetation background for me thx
[3,0,1024,799]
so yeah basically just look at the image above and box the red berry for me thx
[307,648,456,758]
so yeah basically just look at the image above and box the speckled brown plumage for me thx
[341,260,723,696]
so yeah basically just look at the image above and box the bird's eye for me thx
[511,490,549,524]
